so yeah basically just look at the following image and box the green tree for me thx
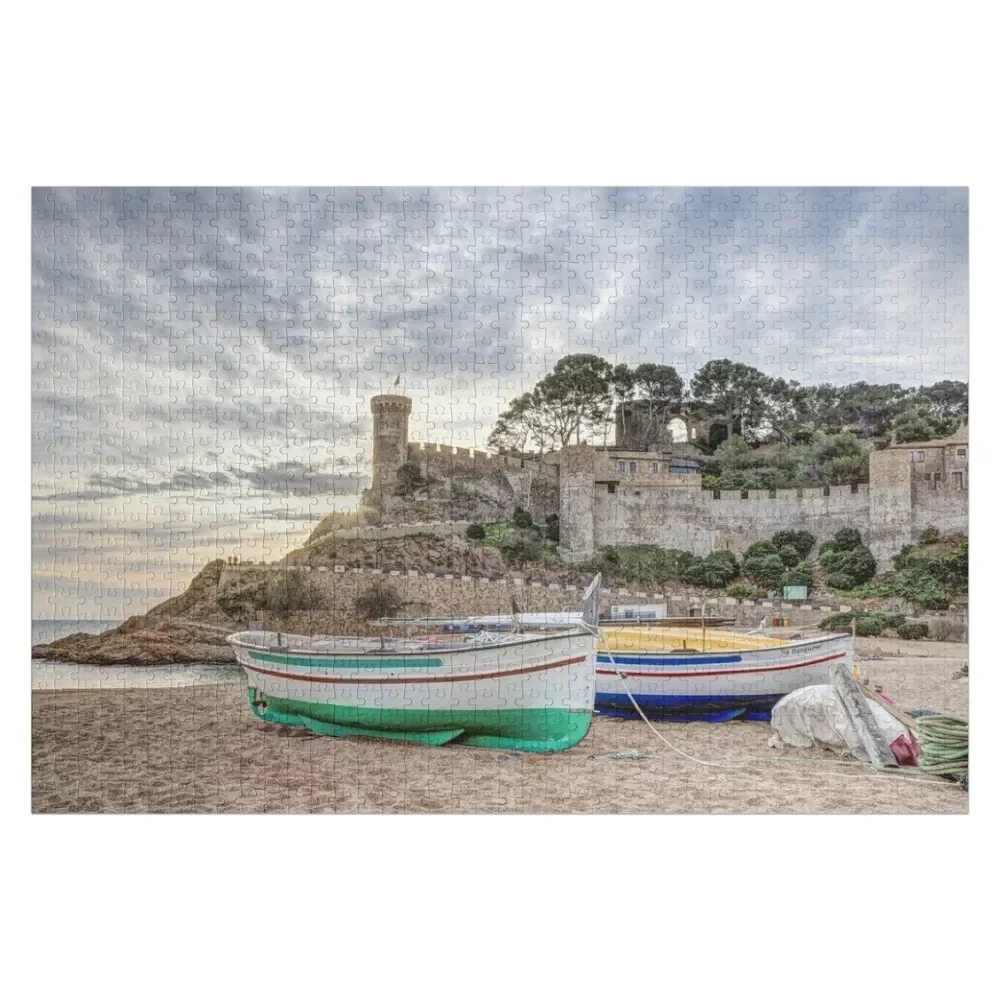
[465,523,486,541]
[742,554,786,588]
[691,359,773,442]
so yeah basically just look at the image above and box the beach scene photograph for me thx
[31,185,970,814]
[13,8,995,999]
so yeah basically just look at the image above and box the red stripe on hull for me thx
[243,655,588,686]
[596,651,845,679]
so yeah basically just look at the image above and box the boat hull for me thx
[230,630,596,752]
[595,633,854,723]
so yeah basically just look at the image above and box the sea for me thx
[31,619,241,691]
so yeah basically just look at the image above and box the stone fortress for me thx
[364,394,969,570]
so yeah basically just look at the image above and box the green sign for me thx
[783,585,808,601]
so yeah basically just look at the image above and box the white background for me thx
[4,2,995,998]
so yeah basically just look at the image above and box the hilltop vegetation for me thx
[487,354,966,491]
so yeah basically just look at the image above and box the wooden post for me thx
[829,662,899,769]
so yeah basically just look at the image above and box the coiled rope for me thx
[914,714,968,778]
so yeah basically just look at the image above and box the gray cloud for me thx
[32,187,968,616]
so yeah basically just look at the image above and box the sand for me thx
[31,636,969,814]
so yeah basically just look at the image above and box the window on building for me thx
[651,462,659,473]
[628,461,637,473]
[911,450,926,462]
[953,472,964,488]
[957,448,967,458]
[616,460,627,472]
[924,474,931,481]
[607,483,616,494]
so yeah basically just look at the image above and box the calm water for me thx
[31,619,241,691]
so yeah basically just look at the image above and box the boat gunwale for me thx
[599,631,853,657]
[226,627,591,658]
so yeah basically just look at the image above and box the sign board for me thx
[609,603,666,621]
[782,586,808,601]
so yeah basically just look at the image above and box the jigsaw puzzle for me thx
[31,187,969,813]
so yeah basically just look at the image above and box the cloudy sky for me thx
[32,187,968,618]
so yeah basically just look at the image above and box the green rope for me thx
[915,714,968,778]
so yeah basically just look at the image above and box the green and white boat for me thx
[227,575,601,752]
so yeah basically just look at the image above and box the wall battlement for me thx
[369,396,967,570]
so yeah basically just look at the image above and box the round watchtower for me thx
[371,394,412,495]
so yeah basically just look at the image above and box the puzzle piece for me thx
[32,187,969,814]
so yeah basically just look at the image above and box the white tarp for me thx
[769,684,906,763]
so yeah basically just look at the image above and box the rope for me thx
[578,622,958,787]
[914,714,968,778]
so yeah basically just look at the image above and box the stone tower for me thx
[370,394,412,500]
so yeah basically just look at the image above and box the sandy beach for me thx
[31,636,969,813]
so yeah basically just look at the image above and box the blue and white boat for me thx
[595,628,855,723]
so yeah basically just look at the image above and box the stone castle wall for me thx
[591,484,872,556]
[370,395,967,569]
[557,443,967,568]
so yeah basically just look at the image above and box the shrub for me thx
[778,544,800,568]
[706,549,740,573]
[819,612,856,631]
[831,527,863,551]
[854,616,884,637]
[394,461,432,497]
[727,583,767,600]
[511,508,534,529]
[772,530,816,560]
[820,541,876,588]
[743,553,786,588]
[743,541,779,561]
[897,622,929,640]
[354,582,404,620]
[781,567,812,589]
[501,529,542,567]
[919,526,941,546]
[264,571,325,612]
[465,523,486,541]
[545,514,560,543]
[682,551,740,588]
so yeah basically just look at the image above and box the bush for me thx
[582,546,694,583]
[545,515,560,543]
[264,571,325,612]
[465,523,486,541]
[781,567,812,589]
[511,508,534,529]
[682,550,740,588]
[394,461,432,497]
[772,530,816,560]
[897,622,929,640]
[501,529,542,567]
[743,541,779,561]
[819,612,856,631]
[820,540,877,588]
[354,582,404,620]
[832,527,864,551]
[854,616,884,637]
[742,553,786,588]
[919,526,941,546]
[778,544,800,568]
[727,583,767,600]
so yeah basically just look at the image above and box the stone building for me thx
[366,393,968,569]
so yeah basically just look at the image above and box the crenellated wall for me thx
[369,395,967,569]
[590,484,873,556]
